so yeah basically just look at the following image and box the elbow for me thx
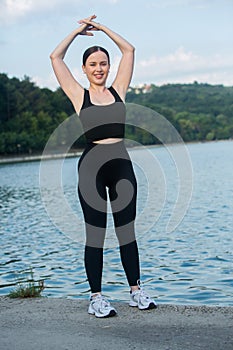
[123,45,135,56]
[49,52,56,61]
[50,53,64,62]
[49,50,61,61]
[131,45,135,52]
[128,45,135,54]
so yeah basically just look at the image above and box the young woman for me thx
[50,15,157,318]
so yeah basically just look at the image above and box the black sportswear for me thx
[77,87,140,293]
[79,86,125,143]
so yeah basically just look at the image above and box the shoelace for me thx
[92,295,110,309]
[138,289,150,300]
[133,280,151,300]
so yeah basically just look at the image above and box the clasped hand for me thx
[78,14,101,36]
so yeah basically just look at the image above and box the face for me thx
[82,51,110,85]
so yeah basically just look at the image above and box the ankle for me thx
[130,285,140,293]
[91,292,102,299]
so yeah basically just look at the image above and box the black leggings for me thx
[78,140,140,293]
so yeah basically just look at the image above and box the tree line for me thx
[0,73,233,155]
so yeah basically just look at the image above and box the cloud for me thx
[134,46,233,86]
[32,72,59,91]
[0,0,120,23]
[146,0,199,9]
[146,0,225,9]
[0,0,75,23]
[1,0,42,19]
[34,48,233,90]
[0,0,61,22]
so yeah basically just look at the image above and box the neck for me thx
[89,84,107,93]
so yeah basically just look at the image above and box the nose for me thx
[96,64,102,71]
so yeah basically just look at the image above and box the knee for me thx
[85,224,106,248]
[115,221,136,246]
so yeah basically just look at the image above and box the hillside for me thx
[0,73,233,155]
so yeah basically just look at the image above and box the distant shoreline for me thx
[0,150,83,165]
[0,139,231,165]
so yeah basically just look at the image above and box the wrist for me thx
[97,23,103,31]
[76,23,87,35]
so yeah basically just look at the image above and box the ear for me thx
[82,65,86,74]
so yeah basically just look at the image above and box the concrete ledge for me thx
[0,296,233,350]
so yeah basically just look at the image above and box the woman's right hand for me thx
[78,14,98,36]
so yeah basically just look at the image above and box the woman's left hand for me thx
[78,15,101,31]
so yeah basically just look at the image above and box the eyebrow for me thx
[89,60,108,64]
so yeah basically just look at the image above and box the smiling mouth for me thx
[94,74,104,79]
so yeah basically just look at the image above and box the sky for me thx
[1,0,233,90]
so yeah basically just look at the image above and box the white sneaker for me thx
[88,294,117,318]
[129,281,157,310]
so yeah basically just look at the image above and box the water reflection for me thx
[0,141,233,305]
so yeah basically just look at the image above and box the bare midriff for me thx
[93,138,123,144]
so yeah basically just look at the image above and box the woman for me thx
[50,15,156,318]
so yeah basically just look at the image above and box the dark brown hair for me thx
[82,46,110,66]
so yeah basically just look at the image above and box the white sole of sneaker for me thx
[129,301,157,310]
[88,310,117,318]
[88,309,117,318]
[138,302,157,310]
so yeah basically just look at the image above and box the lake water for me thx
[0,140,233,306]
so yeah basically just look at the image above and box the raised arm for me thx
[50,15,96,110]
[78,17,135,100]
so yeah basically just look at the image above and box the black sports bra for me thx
[79,86,125,143]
